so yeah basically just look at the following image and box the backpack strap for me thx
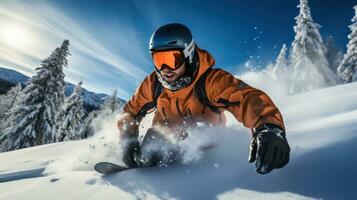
[194,68,243,114]
[194,68,221,114]
[152,73,163,101]
[134,73,163,120]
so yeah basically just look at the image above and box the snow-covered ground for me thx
[1,81,357,200]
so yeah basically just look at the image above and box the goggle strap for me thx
[183,39,195,63]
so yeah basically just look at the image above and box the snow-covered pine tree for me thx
[324,36,343,73]
[0,40,70,152]
[0,83,22,118]
[57,81,86,142]
[77,89,123,138]
[290,0,337,93]
[273,44,289,75]
[337,6,357,83]
[77,110,98,139]
[100,89,121,114]
[0,83,22,135]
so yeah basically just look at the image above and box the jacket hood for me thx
[194,45,215,80]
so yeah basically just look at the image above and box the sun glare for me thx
[0,22,30,49]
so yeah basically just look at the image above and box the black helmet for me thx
[149,23,196,64]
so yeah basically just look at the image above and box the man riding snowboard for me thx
[117,23,290,174]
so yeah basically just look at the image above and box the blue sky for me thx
[0,0,355,99]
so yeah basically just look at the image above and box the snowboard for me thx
[94,144,216,174]
[94,162,132,174]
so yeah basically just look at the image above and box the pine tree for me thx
[100,89,121,114]
[0,84,22,134]
[0,40,69,152]
[338,6,357,83]
[324,36,343,73]
[273,44,289,75]
[290,0,337,93]
[57,81,86,142]
[77,90,123,139]
[77,110,98,139]
[0,83,22,117]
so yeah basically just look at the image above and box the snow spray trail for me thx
[44,111,124,174]
[43,110,249,175]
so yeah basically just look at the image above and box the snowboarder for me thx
[117,23,290,174]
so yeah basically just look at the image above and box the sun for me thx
[0,22,30,49]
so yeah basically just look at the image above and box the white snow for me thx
[1,78,357,199]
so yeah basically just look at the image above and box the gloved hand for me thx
[248,124,290,174]
[121,135,142,168]
[117,113,142,168]
[140,128,180,167]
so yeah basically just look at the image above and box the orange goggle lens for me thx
[152,50,184,70]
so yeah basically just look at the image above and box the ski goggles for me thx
[151,50,185,71]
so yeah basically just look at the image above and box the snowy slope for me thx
[1,82,357,200]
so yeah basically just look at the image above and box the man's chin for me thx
[164,79,176,83]
[163,76,178,83]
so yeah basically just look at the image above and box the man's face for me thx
[159,62,186,83]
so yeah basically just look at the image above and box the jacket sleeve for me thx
[205,69,285,133]
[123,72,157,117]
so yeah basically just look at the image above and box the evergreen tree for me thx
[338,6,357,83]
[0,40,69,152]
[273,44,289,75]
[57,81,86,142]
[77,110,98,139]
[324,36,343,73]
[100,89,121,114]
[0,84,22,134]
[290,0,337,93]
[77,89,123,139]
[0,83,22,117]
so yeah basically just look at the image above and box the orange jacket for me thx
[119,47,285,136]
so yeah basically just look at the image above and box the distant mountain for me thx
[0,68,30,84]
[64,82,125,111]
[0,68,29,94]
[0,67,126,111]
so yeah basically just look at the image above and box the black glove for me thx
[140,128,180,167]
[121,135,141,168]
[248,124,290,174]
